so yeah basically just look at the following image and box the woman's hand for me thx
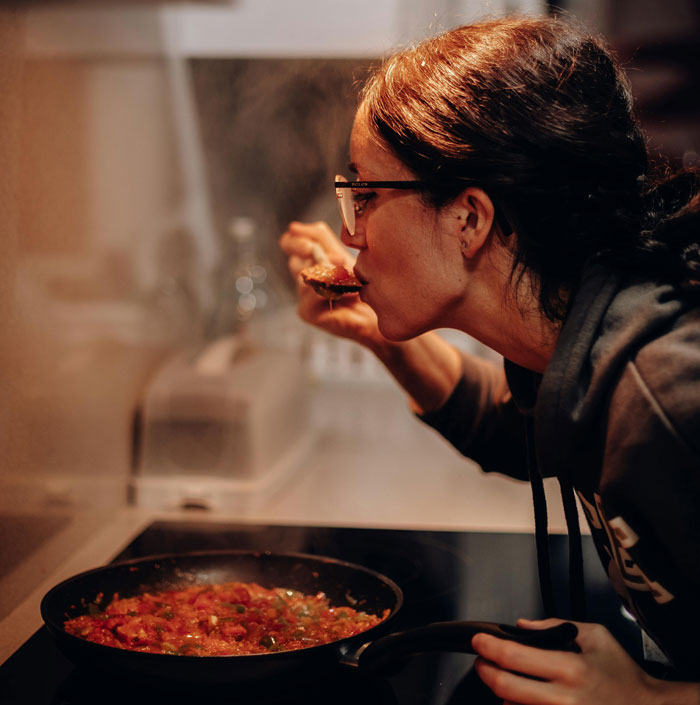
[279,220,384,349]
[472,618,700,705]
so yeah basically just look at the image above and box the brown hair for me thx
[361,16,700,320]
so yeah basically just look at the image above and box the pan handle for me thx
[351,620,579,673]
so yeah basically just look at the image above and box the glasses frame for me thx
[334,180,424,189]
[335,177,426,235]
[334,176,513,237]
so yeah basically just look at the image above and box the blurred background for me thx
[0,0,698,547]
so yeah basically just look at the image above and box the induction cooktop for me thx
[0,520,641,705]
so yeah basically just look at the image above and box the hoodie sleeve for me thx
[418,354,530,481]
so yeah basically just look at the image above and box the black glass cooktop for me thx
[0,520,641,705]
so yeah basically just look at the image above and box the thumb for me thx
[516,617,568,630]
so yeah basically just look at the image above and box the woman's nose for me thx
[340,222,364,250]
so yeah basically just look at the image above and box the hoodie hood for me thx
[505,260,694,623]
[536,262,689,485]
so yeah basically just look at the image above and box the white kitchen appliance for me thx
[131,335,312,510]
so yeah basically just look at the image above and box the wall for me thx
[3,0,697,519]
[0,9,22,506]
[1,10,196,511]
[1,0,551,515]
[22,0,546,57]
[559,0,700,169]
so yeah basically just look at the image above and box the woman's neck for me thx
[460,300,560,373]
[497,308,560,373]
[455,240,563,373]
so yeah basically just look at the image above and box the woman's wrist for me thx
[646,674,700,705]
[366,335,403,367]
[368,333,464,414]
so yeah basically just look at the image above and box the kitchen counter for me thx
[2,519,637,705]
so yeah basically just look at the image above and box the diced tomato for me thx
[219,584,251,605]
[219,622,247,640]
[64,580,385,656]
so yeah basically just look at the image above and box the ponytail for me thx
[637,168,700,293]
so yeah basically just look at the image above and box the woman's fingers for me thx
[471,633,578,682]
[474,621,675,705]
[516,617,569,630]
[281,221,351,267]
[281,236,315,261]
[279,219,382,347]
[286,254,305,278]
[474,656,561,705]
[288,220,344,255]
[517,618,614,656]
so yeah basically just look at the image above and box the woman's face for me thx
[342,108,468,341]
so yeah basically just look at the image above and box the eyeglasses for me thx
[334,174,513,237]
[335,174,424,236]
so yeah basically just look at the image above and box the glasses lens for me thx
[335,174,355,235]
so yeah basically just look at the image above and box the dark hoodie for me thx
[421,262,700,677]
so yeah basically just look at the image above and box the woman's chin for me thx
[376,315,417,343]
[364,288,425,341]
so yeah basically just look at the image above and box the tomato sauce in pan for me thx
[64,581,387,656]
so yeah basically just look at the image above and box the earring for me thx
[460,239,471,256]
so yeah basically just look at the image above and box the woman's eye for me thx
[352,191,376,208]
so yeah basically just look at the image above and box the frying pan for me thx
[41,550,579,684]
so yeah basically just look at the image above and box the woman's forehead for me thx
[349,107,414,180]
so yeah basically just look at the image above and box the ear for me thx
[453,187,496,259]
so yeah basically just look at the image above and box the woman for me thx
[280,15,700,704]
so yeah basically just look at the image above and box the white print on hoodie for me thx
[577,490,674,605]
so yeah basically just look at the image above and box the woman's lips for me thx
[355,269,370,304]
[353,267,368,286]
